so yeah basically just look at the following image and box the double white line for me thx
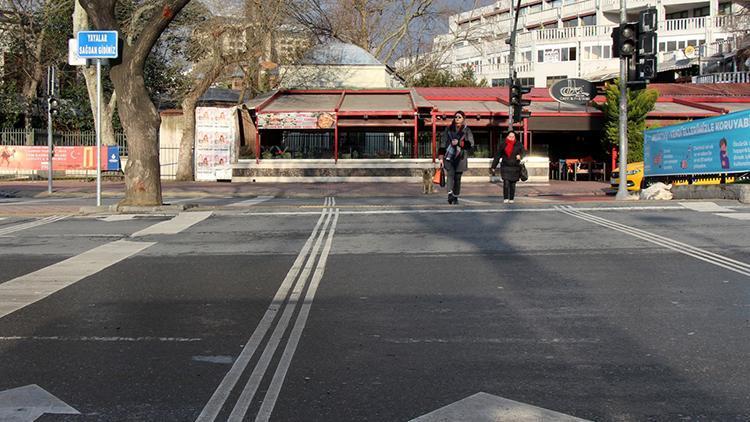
[0,215,69,236]
[197,197,340,422]
[555,205,750,277]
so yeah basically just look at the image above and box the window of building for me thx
[580,15,596,26]
[719,2,732,15]
[522,51,532,62]
[667,41,677,51]
[491,78,509,87]
[592,45,602,59]
[528,3,542,13]
[547,0,562,8]
[666,10,688,19]
[659,42,666,52]
[693,6,710,17]
[546,75,567,87]
[603,45,611,58]
[563,18,577,27]
[519,77,534,86]
[678,40,686,49]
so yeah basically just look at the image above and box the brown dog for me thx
[422,168,435,194]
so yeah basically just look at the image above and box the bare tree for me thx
[290,0,434,64]
[79,0,192,206]
[73,0,117,146]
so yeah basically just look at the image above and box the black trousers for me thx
[503,180,516,200]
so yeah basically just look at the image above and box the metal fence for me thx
[0,129,128,155]
[0,130,184,180]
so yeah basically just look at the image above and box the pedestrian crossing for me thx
[680,201,750,221]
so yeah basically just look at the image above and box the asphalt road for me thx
[1,196,749,421]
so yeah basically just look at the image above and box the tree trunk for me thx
[110,67,162,206]
[74,0,117,146]
[175,96,196,181]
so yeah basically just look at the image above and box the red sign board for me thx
[0,146,116,171]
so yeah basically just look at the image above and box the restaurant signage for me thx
[257,112,336,129]
[549,78,595,105]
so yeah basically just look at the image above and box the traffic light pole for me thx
[616,0,629,200]
[508,0,522,134]
[47,66,55,194]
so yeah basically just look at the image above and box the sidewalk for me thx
[0,179,614,200]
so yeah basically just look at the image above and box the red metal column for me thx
[611,147,618,172]
[255,127,261,164]
[523,118,529,151]
[431,113,437,162]
[413,115,418,159]
[334,113,339,163]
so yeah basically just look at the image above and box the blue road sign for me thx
[77,31,118,59]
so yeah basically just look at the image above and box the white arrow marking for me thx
[0,384,79,421]
[409,392,591,422]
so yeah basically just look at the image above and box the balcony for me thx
[524,7,559,27]
[693,72,750,83]
[560,0,596,19]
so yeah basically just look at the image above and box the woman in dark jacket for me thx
[491,131,525,203]
[440,111,473,205]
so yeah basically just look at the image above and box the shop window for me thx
[693,6,710,17]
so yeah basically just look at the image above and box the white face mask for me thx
[451,139,459,145]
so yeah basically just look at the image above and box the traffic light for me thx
[635,8,658,81]
[618,22,638,57]
[48,97,59,117]
[509,79,531,123]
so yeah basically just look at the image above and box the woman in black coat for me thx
[491,131,525,203]
[440,111,473,205]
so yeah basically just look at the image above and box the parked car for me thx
[611,161,644,191]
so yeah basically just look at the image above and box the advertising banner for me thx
[257,112,335,130]
[644,109,750,177]
[195,106,235,181]
[0,145,119,171]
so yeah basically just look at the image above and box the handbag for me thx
[439,167,446,187]
[432,167,441,185]
[520,163,529,182]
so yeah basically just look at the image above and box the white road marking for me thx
[556,205,750,277]
[100,215,137,222]
[0,215,68,236]
[131,211,212,237]
[680,201,735,213]
[228,196,274,207]
[0,336,201,342]
[234,205,685,217]
[196,198,333,422]
[455,198,490,205]
[0,240,155,319]
[227,207,335,421]
[410,392,590,422]
[256,209,339,421]
[714,213,750,220]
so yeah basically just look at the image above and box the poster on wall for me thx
[195,106,236,181]
[644,109,750,177]
[0,145,119,171]
[257,112,335,129]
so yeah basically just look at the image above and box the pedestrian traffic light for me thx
[618,22,638,57]
[48,97,59,117]
[509,80,531,123]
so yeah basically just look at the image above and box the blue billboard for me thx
[644,109,750,177]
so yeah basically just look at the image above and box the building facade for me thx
[425,0,748,88]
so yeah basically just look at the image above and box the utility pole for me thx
[616,0,629,200]
[507,0,523,134]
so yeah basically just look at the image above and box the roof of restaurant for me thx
[243,85,750,120]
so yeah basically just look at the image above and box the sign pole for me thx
[616,0,629,200]
[96,58,102,207]
[47,66,54,194]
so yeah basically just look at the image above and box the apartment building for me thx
[427,0,747,88]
